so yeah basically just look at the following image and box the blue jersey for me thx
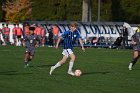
[61,30,81,49]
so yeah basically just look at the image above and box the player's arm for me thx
[76,31,85,52]
[79,38,85,52]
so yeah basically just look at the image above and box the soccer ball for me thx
[74,69,82,77]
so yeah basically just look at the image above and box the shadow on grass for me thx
[82,71,110,76]
[37,64,54,68]
[0,70,32,75]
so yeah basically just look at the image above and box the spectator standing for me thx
[122,26,128,48]
[48,27,54,47]
[52,24,59,46]
[24,23,30,36]
[12,24,17,45]
[4,24,10,45]
[16,24,23,46]
[41,25,46,47]
[34,24,42,46]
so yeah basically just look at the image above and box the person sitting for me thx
[91,37,98,46]
[111,34,123,49]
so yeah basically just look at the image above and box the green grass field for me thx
[0,46,140,93]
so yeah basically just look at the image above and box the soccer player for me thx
[128,26,140,70]
[23,27,39,68]
[49,22,85,76]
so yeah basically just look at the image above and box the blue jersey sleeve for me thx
[61,31,68,38]
[75,30,81,39]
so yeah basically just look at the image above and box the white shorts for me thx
[62,49,73,57]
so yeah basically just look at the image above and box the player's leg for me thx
[29,50,34,61]
[27,50,35,66]
[50,49,68,75]
[24,52,29,68]
[26,55,33,66]
[67,53,75,76]
[68,53,75,71]
[50,55,67,75]
[66,49,75,76]
[29,55,33,61]
[128,50,139,70]
[54,55,68,68]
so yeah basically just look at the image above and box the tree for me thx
[120,0,140,23]
[2,0,32,23]
[111,0,140,23]
[0,0,6,21]
[82,0,92,22]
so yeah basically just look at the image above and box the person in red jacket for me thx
[12,24,17,45]
[52,24,59,46]
[24,23,30,36]
[34,24,42,46]
[41,25,46,47]
[16,24,23,46]
[4,24,10,45]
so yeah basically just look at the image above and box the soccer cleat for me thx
[128,63,133,70]
[67,71,75,76]
[49,66,54,75]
